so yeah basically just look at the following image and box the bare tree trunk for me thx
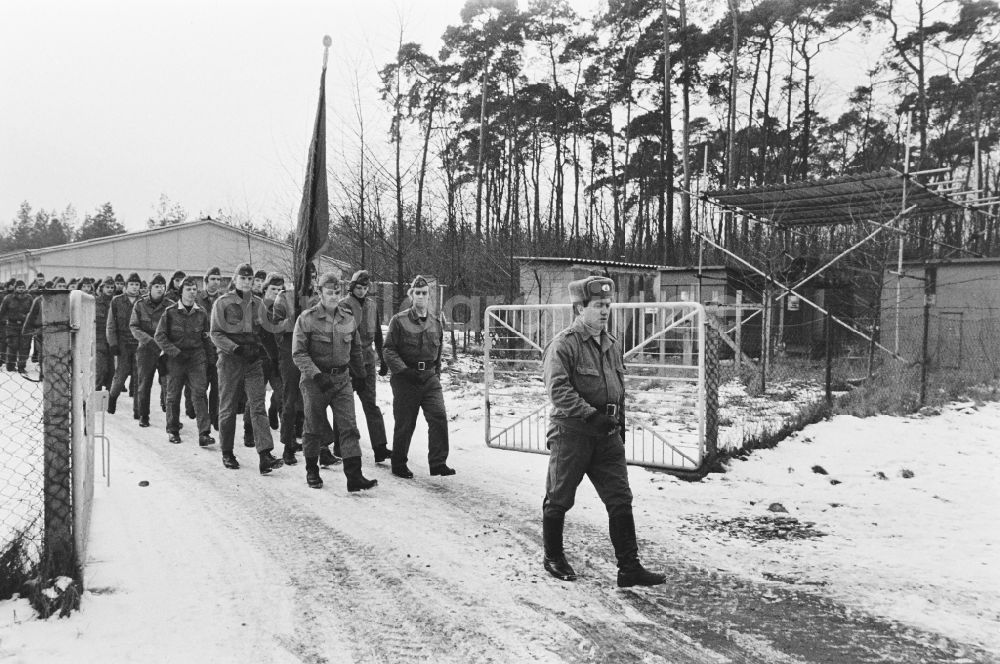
[475,65,489,238]
[679,0,692,263]
[726,0,740,188]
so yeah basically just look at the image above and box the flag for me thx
[293,60,329,311]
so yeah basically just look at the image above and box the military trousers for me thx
[299,370,360,460]
[4,330,29,369]
[332,362,388,453]
[389,373,449,468]
[109,346,138,414]
[277,349,302,446]
[165,351,210,435]
[543,424,633,520]
[243,353,281,439]
[95,344,115,390]
[217,352,272,454]
[134,343,167,419]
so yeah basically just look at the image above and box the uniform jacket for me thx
[196,288,222,361]
[268,291,318,353]
[107,293,140,351]
[154,301,212,357]
[291,302,365,380]
[339,293,383,365]
[0,292,34,326]
[542,317,625,434]
[129,295,172,348]
[382,307,443,374]
[210,289,264,355]
[94,292,113,350]
[21,296,43,338]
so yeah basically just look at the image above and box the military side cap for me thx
[149,272,167,287]
[126,272,142,285]
[102,275,115,286]
[568,276,615,304]
[317,272,341,290]
[263,273,285,289]
[115,273,125,282]
[170,270,186,282]
[204,266,222,279]
[14,279,25,288]
[180,276,199,290]
[349,269,371,288]
[253,269,267,281]
[410,274,429,289]
[234,263,254,278]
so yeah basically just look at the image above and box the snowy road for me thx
[2,380,999,663]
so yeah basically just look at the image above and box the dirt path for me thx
[86,398,999,664]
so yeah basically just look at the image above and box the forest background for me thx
[3,0,999,307]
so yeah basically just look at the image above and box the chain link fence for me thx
[1,292,80,601]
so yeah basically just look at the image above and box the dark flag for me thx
[293,39,331,313]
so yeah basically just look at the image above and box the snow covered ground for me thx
[1,369,998,663]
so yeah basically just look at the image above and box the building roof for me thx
[703,168,984,227]
[895,256,1000,268]
[0,217,350,269]
[516,256,663,270]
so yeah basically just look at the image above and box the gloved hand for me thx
[378,359,388,376]
[585,410,618,434]
[109,345,120,356]
[351,376,367,394]
[313,373,336,391]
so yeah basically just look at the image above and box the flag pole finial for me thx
[322,35,332,68]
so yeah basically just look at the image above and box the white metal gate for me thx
[484,302,709,471]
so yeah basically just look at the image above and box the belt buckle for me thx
[605,403,618,417]
[416,361,426,371]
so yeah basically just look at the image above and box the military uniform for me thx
[0,285,34,371]
[129,288,172,425]
[94,281,116,390]
[540,276,664,588]
[210,267,279,471]
[106,281,142,415]
[335,272,390,460]
[196,279,223,427]
[154,298,213,442]
[383,283,450,476]
[267,289,318,458]
[292,273,376,491]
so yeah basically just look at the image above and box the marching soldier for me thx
[383,275,453,479]
[165,270,186,303]
[113,274,125,295]
[0,280,34,372]
[154,276,215,446]
[0,280,13,368]
[540,276,665,588]
[129,273,171,427]
[292,272,376,491]
[336,270,391,462]
[94,277,117,390]
[106,272,142,416]
[210,263,283,474]
[196,266,224,428]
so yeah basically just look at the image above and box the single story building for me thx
[880,257,1000,373]
[0,218,349,285]
[517,256,660,305]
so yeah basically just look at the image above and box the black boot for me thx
[168,432,181,444]
[259,450,284,475]
[305,456,322,488]
[319,446,340,467]
[198,433,215,447]
[139,416,150,428]
[344,456,377,492]
[222,451,240,470]
[542,515,577,581]
[609,513,665,588]
[373,446,392,463]
[430,464,456,476]
[281,444,298,465]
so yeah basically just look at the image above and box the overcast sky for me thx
[1,0,883,235]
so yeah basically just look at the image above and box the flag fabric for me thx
[293,63,329,311]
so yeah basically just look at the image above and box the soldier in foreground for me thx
[292,272,377,491]
[154,277,215,446]
[210,263,283,475]
[541,276,665,588]
[383,275,453,479]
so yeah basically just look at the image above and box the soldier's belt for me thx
[406,360,432,371]
[322,365,349,375]
[604,403,619,416]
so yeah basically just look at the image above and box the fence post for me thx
[919,291,931,406]
[760,286,770,394]
[42,292,76,579]
[734,289,743,371]
[825,310,833,405]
